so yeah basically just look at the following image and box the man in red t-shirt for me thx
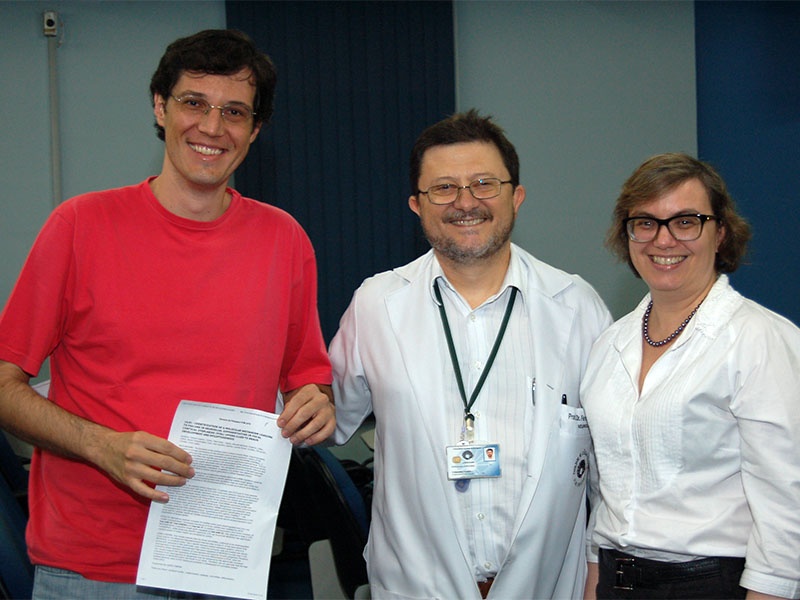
[0,29,334,597]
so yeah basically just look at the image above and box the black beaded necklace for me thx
[641,300,702,347]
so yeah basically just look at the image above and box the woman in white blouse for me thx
[581,153,800,600]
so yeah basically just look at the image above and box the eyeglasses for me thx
[171,95,256,124]
[624,214,720,243]
[417,178,512,205]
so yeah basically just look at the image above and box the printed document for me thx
[137,400,291,599]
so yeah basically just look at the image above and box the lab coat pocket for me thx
[527,404,591,489]
[520,404,591,562]
[370,581,437,600]
[559,405,590,437]
[554,405,591,493]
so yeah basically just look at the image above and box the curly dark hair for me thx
[409,109,520,195]
[607,152,751,276]
[149,29,277,140]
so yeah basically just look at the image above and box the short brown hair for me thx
[607,152,751,276]
[409,109,519,194]
[149,29,277,140]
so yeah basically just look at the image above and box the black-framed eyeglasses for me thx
[624,213,720,243]
[417,178,512,205]
[171,95,256,124]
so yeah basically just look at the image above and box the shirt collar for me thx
[427,246,525,308]
[616,274,732,351]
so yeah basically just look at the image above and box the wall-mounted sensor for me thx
[43,11,58,37]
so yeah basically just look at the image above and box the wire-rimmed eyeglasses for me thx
[624,214,720,242]
[417,178,512,205]
[171,95,256,124]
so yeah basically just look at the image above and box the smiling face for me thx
[628,178,725,303]
[409,141,525,267]
[154,69,261,195]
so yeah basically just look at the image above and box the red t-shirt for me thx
[0,179,331,582]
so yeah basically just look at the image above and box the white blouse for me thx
[581,275,800,599]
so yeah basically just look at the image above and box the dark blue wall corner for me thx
[695,1,800,325]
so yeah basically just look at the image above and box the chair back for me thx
[0,432,33,599]
[297,446,369,598]
[0,432,28,501]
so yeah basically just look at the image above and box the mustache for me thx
[442,207,491,222]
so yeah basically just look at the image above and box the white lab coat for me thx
[330,246,612,599]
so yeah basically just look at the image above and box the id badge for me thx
[446,443,501,480]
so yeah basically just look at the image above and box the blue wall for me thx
[227,1,454,341]
[696,1,800,325]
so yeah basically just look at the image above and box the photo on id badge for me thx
[447,443,501,480]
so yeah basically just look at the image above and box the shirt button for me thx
[484,562,493,570]
[469,313,477,322]
[476,512,485,520]
[474,361,483,370]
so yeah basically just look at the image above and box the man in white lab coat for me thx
[329,110,612,599]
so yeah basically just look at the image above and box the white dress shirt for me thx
[434,256,534,581]
[582,275,800,599]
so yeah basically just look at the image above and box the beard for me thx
[421,207,516,265]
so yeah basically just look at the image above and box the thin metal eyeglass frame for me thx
[170,95,256,122]
[417,179,512,205]
[623,213,720,242]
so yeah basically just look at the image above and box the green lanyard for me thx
[433,279,518,442]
